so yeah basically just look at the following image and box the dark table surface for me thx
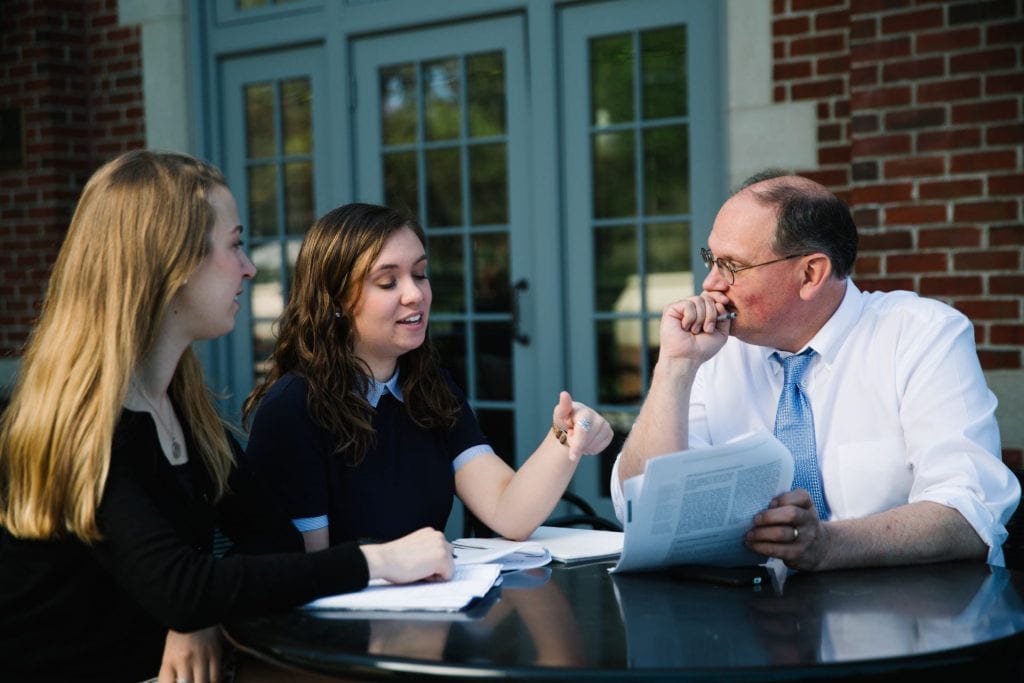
[225,559,1024,681]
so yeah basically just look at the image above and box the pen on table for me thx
[717,312,737,321]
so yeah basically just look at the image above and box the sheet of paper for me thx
[301,563,502,612]
[612,430,794,573]
[527,526,624,562]
[452,539,551,571]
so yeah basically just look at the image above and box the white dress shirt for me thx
[612,280,1020,565]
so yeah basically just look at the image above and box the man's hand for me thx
[658,292,732,365]
[744,489,831,571]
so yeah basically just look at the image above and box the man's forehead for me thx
[710,192,776,254]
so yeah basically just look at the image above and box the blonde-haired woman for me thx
[0,150,452,683]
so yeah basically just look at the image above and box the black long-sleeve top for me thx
[0,408,369,682]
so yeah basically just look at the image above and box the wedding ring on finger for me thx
[576,417,593,432]
[792,527,799,541]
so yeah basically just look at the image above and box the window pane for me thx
[284,161,313,235]
[472,232,509,313]
[469,143,507,225]
[427,234,464,314]
[245,84,274,158]
[643,125,689,215]
[424,58,460,141]
[475,321,512,401]
[476,408,515,467]
[431,320,466,389]
[425,147,462,227]
[247,164,278,238]
[281,78,312,155]
[380,64,417,145]
[646,221,690,276]
[590,34,634,126]
[594,224,637,312]
[597,319,641,404]
[251,242,284,321]
[592,131,635,219]
[466,51,505,137]
[641,26,687,120]
[383,151,418,215]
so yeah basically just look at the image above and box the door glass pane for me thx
[427,234,464,314]
[380,64,417,145]
[476,408,514,467]
[643,125,689,215]
[425,147,462,227]
[472,232,509,312]
[424,58,461,141]
[594,224,637,312]
[475,321,512,401]
[590,34,633,126]
[284,161,313,234]
[592,131,635,219]
[641,26,687,119]
[247,164,278,237]
[467,51,505,137]
[431,320,467,388]
[468,143,507,225]
[383,151,418,214]
[245,84,274,158]
[281,78,312,154]
[597,319,641,404]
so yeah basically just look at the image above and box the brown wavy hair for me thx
[243,203,459,465]
[0,150,236,541]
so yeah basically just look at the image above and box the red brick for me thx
[801,167,849,188]
[951,151,1017,174]
[987,124,1024,146]
[987,20,1024,45]
[852,161,879,181]
[885,107,946,131]
[775,60,813,80]
[850,86,912,109]
[920,276,983,296]
[859,229,914,250]
[952,99,1019,125]
[918,128,982,152]
[815,9,848,31]
[919,226,982,248]
[856,276,916,292]
[888,252,948,272]
[774,16,811,35]
[954,202,1019,223]
[990,226,1024,246]
[851,113,879,134]
[882,57,945,82]
[978,350,1020,370]
[818,144,850,165]
[851,37,912,64]
[951,48,1017,74]
[919,179,984,201]
[816,54,849,76]
[881,7,943,34]
[916,27,981,53]
[991,325,1024,345]
[917,77,982,103]
[954,250,1020,270]
[850,17,877,41]
[853,255,881,274]
[991,275,1024,295]
[850,64,879,87]
[986,73,1024,97]
[853,206,880,226]
[852,134,912,156]
[851,183,914,204]
[956,299,1019,320]
[989,175,1024,196]
[885,204,947,225]
[884,156,946,178]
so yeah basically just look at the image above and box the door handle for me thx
[512,278,530,346]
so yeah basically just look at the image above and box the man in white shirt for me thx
[611,171,1020,570]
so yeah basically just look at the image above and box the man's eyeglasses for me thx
[700,247,806,285]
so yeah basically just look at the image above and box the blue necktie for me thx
[773,349,831,520]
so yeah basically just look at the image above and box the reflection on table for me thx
[226,560,1024,681]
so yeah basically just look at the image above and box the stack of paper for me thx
[302,563,502,612]
[453,526,624,567]
[452,539,551,570]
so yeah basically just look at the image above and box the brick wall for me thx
[772,0,1023,464]
[0,0,143,357]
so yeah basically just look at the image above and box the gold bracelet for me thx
[551,422,568,446]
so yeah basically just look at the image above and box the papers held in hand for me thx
[612,430,794,573]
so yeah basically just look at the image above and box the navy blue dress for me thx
[245,372,490,544]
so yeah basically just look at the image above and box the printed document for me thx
[612,430,793,572]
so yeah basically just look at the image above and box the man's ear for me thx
[799,253,833,300]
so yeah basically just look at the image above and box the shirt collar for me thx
[365,369,404,407]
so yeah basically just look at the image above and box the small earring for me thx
[334,310,341,318]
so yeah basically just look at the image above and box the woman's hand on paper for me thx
[553,391,614,462]
[744,489,830,571]
[360,527,454,584]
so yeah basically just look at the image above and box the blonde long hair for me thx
[0,150,236,541]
